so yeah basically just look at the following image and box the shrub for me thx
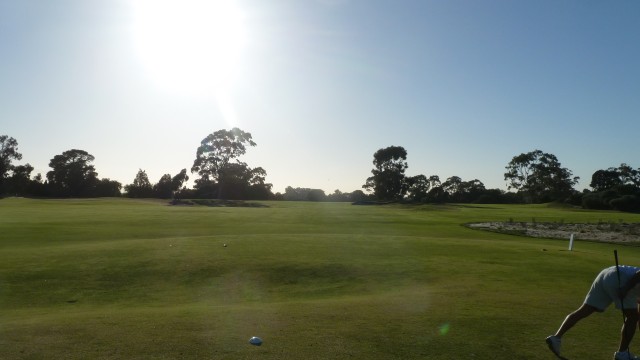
[582,193,610,210]
[610,195,640,213]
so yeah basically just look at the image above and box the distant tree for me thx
[5,163,33,196]
[422,175,445,203]
[283,187,326,201]
[283,187,300,201]
[584,163,640,213]
[217,162,252,199]
[209,163,272,200]
[610,195,640,213]
[363,146,408,201]
[408,174,487,203]
[327,190,348,202]
[406,174,430,202]
[458,179,486,202]
[617,163,640,187]
[427,186,447,203]
[504,150,579,203]
[192,177,218,198]
[125,169,154,198]
[428,175,441,189]
[171,169,189,193]
[347,190,370,202]
[583,189,640,213]
[278,188,367,202]
[29,173,49,197]
[0,135,22,194]
[153,174,174,199]
[590,169,623,192]
[474,188,508,204]
[590,164,640,192]
[192,128,254,182]
[192,128,265,199]
[246,167,273,200]
[47,149,99,197]
[582,191,613,210]
[152,169,189,199]
[94,178,122,197]
[442,176,462,201]
[307,189,327,202]
[164,169,190,199]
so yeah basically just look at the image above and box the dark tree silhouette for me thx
[363,146,408,201]
[191,128,271,199]
[504,149,579,203]
[0,135,23,194]
[47,149,99,197]
[125,169,154,198]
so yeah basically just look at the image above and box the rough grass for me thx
[1,198,640,359]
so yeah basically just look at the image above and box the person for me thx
[546,265,640,360]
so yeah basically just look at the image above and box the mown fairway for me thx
[2,198,640,359]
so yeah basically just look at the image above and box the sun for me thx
[131,0,247,96]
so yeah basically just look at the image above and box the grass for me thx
[1,198,640,359]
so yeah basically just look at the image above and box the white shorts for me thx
[584,266,639,311]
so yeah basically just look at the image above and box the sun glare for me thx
[131,0,247,96]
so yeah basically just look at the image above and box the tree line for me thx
[1,132,639,212]
[363,145,640,212]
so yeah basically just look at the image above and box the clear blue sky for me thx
[1,0,639,194]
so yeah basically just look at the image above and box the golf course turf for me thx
[2,198,640,359]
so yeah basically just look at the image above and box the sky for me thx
[1,0,639,194]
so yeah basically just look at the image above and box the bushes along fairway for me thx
[1,198,640,359]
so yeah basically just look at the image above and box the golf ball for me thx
[249,336,262,346]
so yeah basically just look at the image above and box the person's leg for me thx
[555,303,599,337]
[546,304,599,357]
[547,269,609,357]
[618,307,639,353]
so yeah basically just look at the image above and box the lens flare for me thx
[438,322,450,336]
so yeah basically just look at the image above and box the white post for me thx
[569,233,575,251]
